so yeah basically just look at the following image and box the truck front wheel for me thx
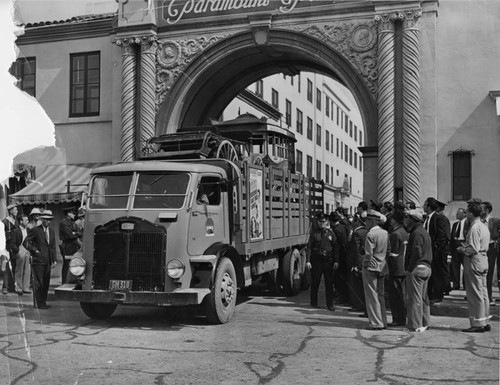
[80,302,117,319]
[204,257,237,324]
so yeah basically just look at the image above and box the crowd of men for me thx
[306,197,500,333]
[0,205,84,309]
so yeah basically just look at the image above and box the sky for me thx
[0,0,55,182]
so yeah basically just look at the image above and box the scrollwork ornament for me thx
[290,21,379,94]
[140,35,158,54]
[374,13,398,32]
[115,37,138,55]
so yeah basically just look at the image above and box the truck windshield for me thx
[133,172,189,209]
[88,173,133,209]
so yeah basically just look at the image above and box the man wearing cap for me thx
[306,213,339,310]
[347,211,368,312]
[387,209,409,327]
[2,204,19,294]
[59,207,82,285]
[404,208,433,332]
[24,210,57,309]
[362,209,389,330]
[423,197,450,304]
[329,211,349,304]
[480,202,500,305]
[458,202,491,332]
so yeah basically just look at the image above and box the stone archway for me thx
[115,4,424,204]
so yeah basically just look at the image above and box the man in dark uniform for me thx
[306,213,339,310]
[2,204,19,294]
[59,207,82,285]
[329,211,349,304]
[24,210,57,309]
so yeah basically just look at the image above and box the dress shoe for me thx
[358,313,368,318]
[461,326,484,333]
[16,290,23,296]
[37,304,51,309]
[327,306,335,311]
[22,290,31,294]
[484,324,491,332]
[2,288,7,295]
[365,325,385,330]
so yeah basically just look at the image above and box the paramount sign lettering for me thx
[162,0,306,24]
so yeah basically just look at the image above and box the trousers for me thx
[362,269,387,328]
[406,265,431,329]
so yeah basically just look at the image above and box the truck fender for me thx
[203,243,244,289]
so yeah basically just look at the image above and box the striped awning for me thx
[10,163,109,205]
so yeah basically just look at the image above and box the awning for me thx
[10,163,109,205]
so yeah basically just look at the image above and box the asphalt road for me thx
[0,271,499,385]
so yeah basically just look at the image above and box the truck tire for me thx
[204,257,237,324]
[282,248,301,296]
[80,302,117,319]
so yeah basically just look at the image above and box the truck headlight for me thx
[69,257,86,277]
[167,259,185,279]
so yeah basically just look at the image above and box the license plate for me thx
[109,280,132,291]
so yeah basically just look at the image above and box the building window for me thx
[296,108,303,134]
[271,88,279,108]
[316,124,321,146]
[341,141,344,159]
[316,88,321,110]
[307,79,313,102]
[11,57,36,97]
[307,117,313,140]
[70,51,100,117]
[298,73,301,93]
[325,165,330,184]
[325,96,330,117]
[349,148,353,166]
[285,99,292,127]
[340,111,344,130]
[336,169,340,176]
[345,116,349,133]
[354,152,358,168]
[349,121,353,137]
[255,80,263,97]
[296,150,303,174]
[336,106,340,126]
[359,157,363,171]
[316,160,321,180]
[359,131,363,145]
[325,130,330,151]
[306,155,313,178]
[336,138,339,157]
[344,144,348,162]
[354,125,358,141]
[290,76,294,86]
[452,150,472,201]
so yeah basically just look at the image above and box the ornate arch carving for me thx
[156,35,229,112]
[288,20,379,95]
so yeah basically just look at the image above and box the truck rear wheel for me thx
[283,248,301,296]
[204,257,237,324]
[80,302,117,319]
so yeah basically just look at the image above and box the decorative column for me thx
[400,10,422,205]
[374,14,397,203]
[116,38,139,162]
[139,35,158,156]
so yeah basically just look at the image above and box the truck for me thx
[55,114,324,323]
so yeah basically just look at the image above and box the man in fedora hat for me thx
[2,203,19,294]
[24,210,57,309]
[362,209,389,330]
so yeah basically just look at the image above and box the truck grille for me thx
[92,217,166,291]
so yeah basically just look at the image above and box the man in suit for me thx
[2,204,19,294]
[24,210,57,309]
[329,211,349,304]
[362,209,389,330]
[481,202,500,305]
[450,208,467,291]
[423,197,450,304]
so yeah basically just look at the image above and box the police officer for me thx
[306,213,339,310]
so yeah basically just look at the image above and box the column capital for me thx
[140,35,158,54]
[374,13,398,32]
[398,10,422,29]
[115,37,140,54]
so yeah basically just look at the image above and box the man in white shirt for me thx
[450,208,467,291]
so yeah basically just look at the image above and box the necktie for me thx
[424,217,429,231]
[455,221,462,239]
[45,227,50,244]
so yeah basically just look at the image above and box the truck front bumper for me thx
[54,284,210,306]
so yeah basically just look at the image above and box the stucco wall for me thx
[436,0,500,215]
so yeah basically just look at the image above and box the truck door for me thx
[188,175,227,255]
